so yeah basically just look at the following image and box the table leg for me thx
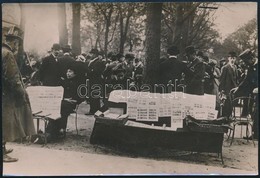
[221,152,224,165]
[37,118,40,133]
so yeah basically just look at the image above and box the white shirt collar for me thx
[169,55,177,58]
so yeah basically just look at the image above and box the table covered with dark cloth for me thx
[90,116,228,154]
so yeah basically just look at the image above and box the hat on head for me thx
[67,62,78,75]
[52,43,61,50]
[89,48,99,55]
[110,54,117,61]
[239,49,254,62]
[116,53,124,59]
[125,53,135,60]
[62,44,71,52]
[107,51,114,58]
[228,51,237,58]
[5,26,22,41]
[209,59,217,66]
[197,51,204,58]
[77,54,86,62]
[167,45,180,55]
[185,46,196,55]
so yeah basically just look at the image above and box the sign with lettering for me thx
[26,86,64,120]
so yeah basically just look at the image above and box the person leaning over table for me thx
[2,26,36,162]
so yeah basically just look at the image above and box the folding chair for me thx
[228,89,255,146]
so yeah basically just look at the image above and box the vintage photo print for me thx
[2,1,258,176]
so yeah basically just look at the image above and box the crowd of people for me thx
[19,42,258,143]
[21,43,145,142]
[2,25,258,162]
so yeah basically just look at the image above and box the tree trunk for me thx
[72,3,81,55]
[17,4,26,71]
[173,3,200,60]
[103,8,113,57]
[57,3,68,47]
[143,3,162,89]
[119,12,124,54]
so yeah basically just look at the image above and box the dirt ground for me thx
[12,102,258,175]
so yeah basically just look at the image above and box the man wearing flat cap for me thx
[39,43,62,86]
[159,45,188,93]
[2,26,36,162]
[185,45,205,95]
[234,49,258,139]
[219,51,238,117]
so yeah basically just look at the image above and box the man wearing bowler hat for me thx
[234,49,258,140]
[219,51,238,118]
[159,45,188,93]
[39,43,62,86]
[2,26,36,162]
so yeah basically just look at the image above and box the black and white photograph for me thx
[2,1,258,176]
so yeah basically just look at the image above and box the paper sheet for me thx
[26,86,64,120]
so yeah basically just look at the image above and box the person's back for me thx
[159,45,187,93]
[159,56,186,87]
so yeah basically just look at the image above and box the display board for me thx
[26,86,64,119]
[108,90,218,130]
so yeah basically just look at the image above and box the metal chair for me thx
[228,90,255,146]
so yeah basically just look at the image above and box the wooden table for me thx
[90,117,228,164]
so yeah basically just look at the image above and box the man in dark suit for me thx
[219,51,238,117]
[234,49,258,139]
[39,43,62,86]
[184,46,205,95]
[159,45,188,93]
[86,49,106,114]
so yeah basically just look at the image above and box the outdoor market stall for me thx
[90,90,230,164]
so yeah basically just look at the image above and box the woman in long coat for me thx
[2,38,36,161]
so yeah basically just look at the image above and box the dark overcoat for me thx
[219,63,238,95]
[185,58,205,95]
[39,54,61,86]
[159,56,187,92]
[235,62,258,97]
[2,43,36,142]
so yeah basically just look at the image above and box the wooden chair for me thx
[227,90,255,146]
